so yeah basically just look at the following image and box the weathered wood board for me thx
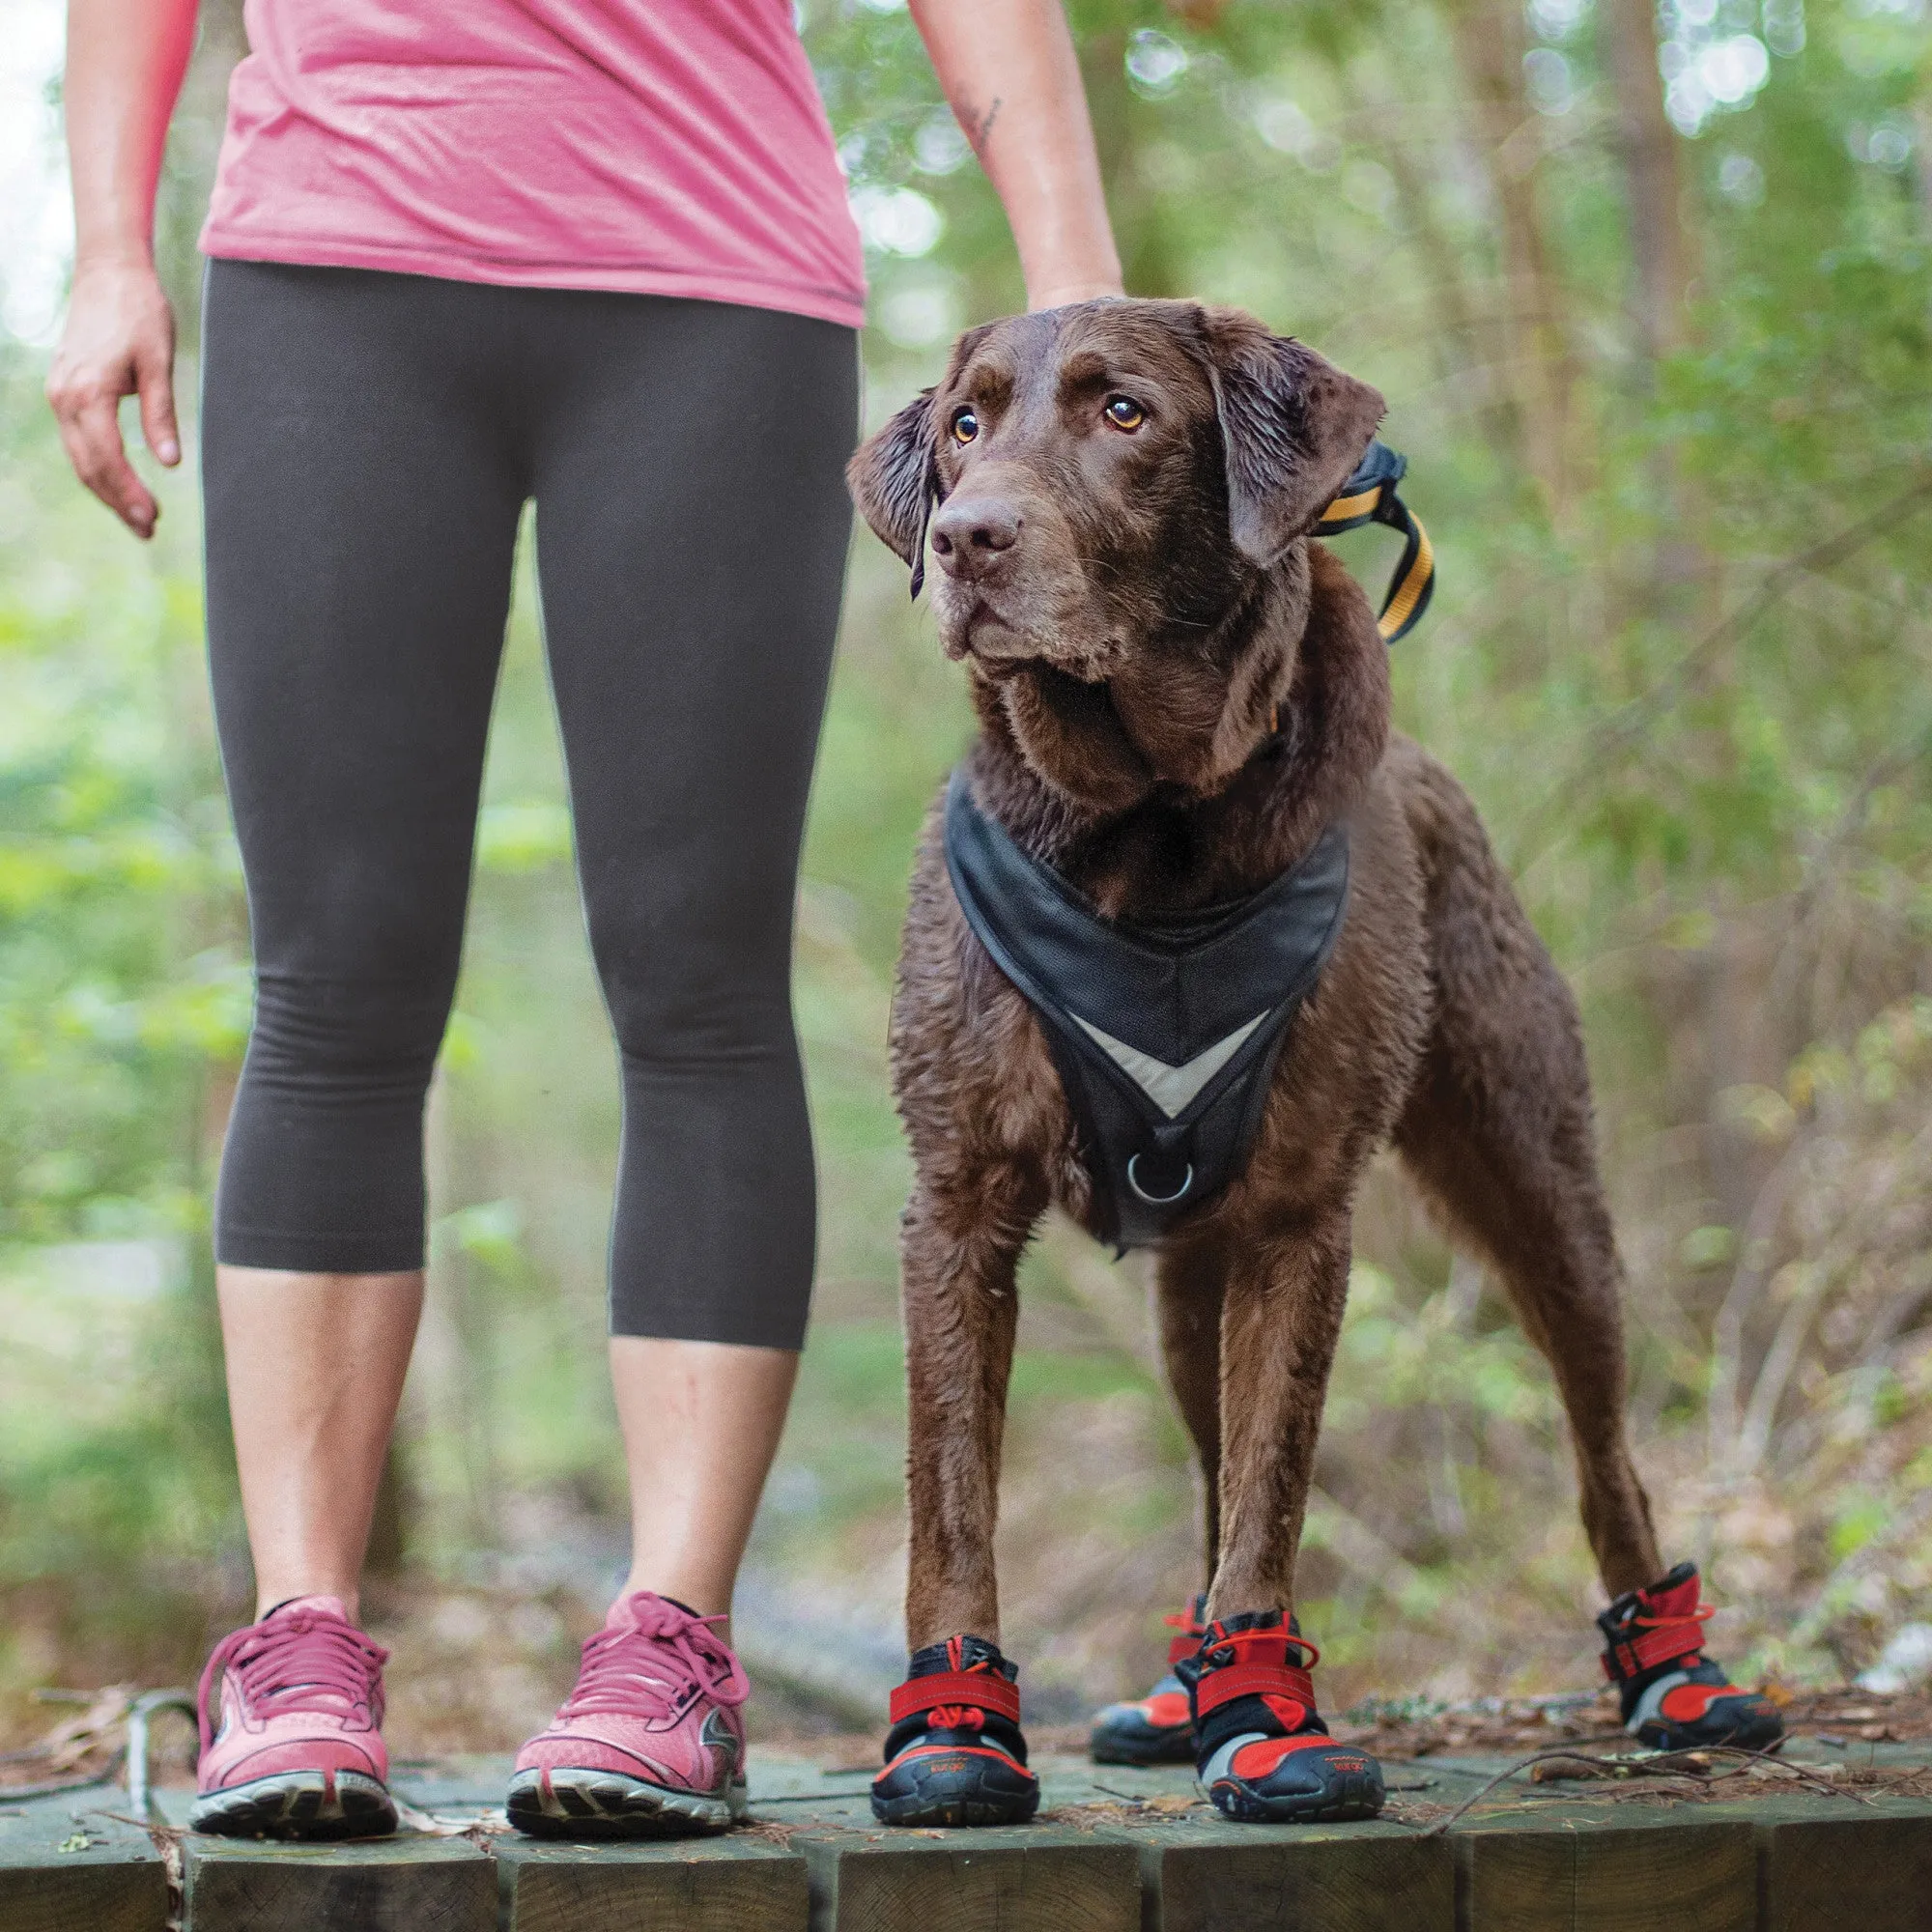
[1455,1803,1757,1932]
[1109,1812,1454,1932]
[497,1834,810,1932]
[32,1741,1932,1930]
[0,1794,168,1932]
[182,1832,497,1932]
[796,1826,1142,1932]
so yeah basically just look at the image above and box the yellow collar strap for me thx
[1317,440,1435,643]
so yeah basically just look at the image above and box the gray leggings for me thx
[201,260,857,1347]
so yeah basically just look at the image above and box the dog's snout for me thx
[930,497,1023,576]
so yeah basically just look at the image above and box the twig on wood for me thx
[1420,1739,1871,1834]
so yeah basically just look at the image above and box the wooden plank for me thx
[1454,1804,1754,1932]
[0,1796,167,1932]
[183,1833,496,1932]
[497,1835,810,1932]
[1106,1814,1452,1932]
[1745,1796,1932,1932]
[797,1825,1139,1932]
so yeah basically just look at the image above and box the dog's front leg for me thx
[1208,1208,1352,1622]
[1178,1208,1384,1823]
[900,1171,1043,1651]
[870,1170,1049,1830]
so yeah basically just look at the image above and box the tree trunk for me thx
[1600,0,1697,361]
[1442,0,1578,516]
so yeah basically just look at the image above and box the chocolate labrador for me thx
[846,299,1780,1829]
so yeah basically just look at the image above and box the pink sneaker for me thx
[507,1589,750,1837]
[190,1594,395,1838]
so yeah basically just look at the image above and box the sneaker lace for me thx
[559,1598,750,1723]
[197,1609,388,1754]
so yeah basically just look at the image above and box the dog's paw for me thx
[1600,1563,1785,1753]
[870,1634,1040,1828]
[1179,1609,1386,1825]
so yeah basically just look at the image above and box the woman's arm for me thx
[46,0,199,539]
[909,0,1123,310]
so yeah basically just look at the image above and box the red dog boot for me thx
[1089,1594,1205,1765]
[871,1634,1040,1827]
[1598,1563,1783,1751]
[1177,1612,1383,1824]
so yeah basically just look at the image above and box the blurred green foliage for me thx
[3,0,1931,1714]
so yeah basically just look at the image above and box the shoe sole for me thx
[1208,1769,1386,1825]
[189,1770,396,1840]
[871,1755,1040,1828]
[505,1767,747,1839]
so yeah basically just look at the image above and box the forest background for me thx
[2,0,1930,1756]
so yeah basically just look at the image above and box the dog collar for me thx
[942,773,1350,1248]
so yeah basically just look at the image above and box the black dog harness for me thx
[937,440,1428,1247]
[944,775,1351,1248]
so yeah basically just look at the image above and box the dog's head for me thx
[848,299,1384,808]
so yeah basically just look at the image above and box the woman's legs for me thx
[203,267,856,1835]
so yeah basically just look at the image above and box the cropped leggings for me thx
[201,260,857,1348]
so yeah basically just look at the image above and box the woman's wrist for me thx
[73,246,159,277]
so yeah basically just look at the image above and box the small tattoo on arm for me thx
[962,95,1002,153]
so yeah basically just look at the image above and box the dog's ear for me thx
[1197,307,1385,569]
[846,388,938,580]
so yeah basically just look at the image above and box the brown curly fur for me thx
[850,300,1662,1653]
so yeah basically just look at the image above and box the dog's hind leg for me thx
[899,1171,1045,1653]
[1389,748,1662,1597]
[1155,1236,1227,1581]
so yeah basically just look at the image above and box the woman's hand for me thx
[51,0,198,537]
[47,256,179,539]
[909,0,1124,312]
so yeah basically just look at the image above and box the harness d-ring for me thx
[1126,1152,1194,1206]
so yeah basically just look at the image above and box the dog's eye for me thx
[1104,396,1147,431]
[951,408,980,445]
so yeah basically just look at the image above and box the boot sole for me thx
[871,1753,1040,1828]
[1091,1728,1195,1767]
[505,1766,746,1839]
[189,1770,396,1840]
[1208,1768,1386,1825]
[1638,1716,1786,1753]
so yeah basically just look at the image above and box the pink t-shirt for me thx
[200,0,867,330]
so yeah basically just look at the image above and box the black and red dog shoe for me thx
[1176,1611,1384,1824]
[1599,1562,1783,1751]
[1089,1593,1205,1766]
[871,1634,1040,1827]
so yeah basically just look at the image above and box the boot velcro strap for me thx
[890,1670,1022,1726]
[1603,1621,1706,1680]
[1167,1633,1206,1666]
[1194,1661,1315,1719]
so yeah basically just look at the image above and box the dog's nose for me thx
[930,497,1022,577]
